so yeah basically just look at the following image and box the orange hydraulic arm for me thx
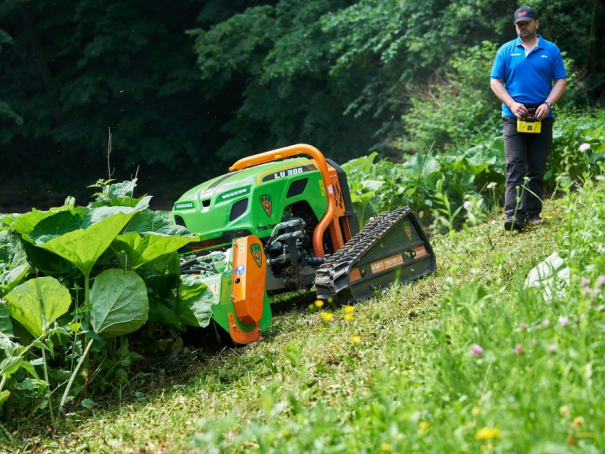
[229,144,337,258]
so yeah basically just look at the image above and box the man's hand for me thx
[509,101,529,118]
[534,103,550,120]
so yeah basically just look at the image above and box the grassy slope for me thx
[9,179,605,453]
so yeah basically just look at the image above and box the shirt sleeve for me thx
[490,46,506,80]
[551,44,567,80]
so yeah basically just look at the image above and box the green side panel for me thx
[172,157,329,243]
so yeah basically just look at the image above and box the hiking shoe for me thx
[504,217,526,231]
[526,214,543,226]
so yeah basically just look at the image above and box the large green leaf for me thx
[179,275,216,328]
[29,208,142,277]
[4,207,73,237]
[0,263,31,298]
[4,277,71,338]
[123,209,194,236]
[111,232,198,270]
[0,230,28,266]
[90,269,149,338]
[0,303,13,337]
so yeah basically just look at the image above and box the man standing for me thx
[490,6,567,231]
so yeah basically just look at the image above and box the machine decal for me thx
[261,164,318,182]
[174,201,194,210]
[250,243,263,268]
[370,254,404,274]
[403,221,412,240]
[319,180,326,196]
[413,246,429,259]
[235,265,246,275]
[260,194,272,216]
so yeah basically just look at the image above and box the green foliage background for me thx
[0,0,603,209]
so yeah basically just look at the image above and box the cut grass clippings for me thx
[4,177,605,453]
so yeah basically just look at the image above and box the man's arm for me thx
[490,78,529,118]
[535,78,567,119]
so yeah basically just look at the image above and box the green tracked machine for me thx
[172,144,436,344]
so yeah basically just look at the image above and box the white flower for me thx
[579,143,591,152]
[463,201,473,211]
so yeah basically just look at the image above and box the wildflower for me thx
[379,443,393,452]
[572,416,584,428]
[486,182,497,190]
[344,305,355,313]
[418,421,429,434]
[542,318,550,327]
[344,314,353,321]
[314,300,324,307]
[559,316,569,327]
[559,405,570,417]
[519,322,528,330]
[471,344,484,358]
[579,143,591,152]
[549,344,557,354]
[581,278,590,287]
[320,312,333,321]
[351,335,361,344]
[514,344,525,355]
[582,286,593,296]
[475,427,501,440]
[471,407,481,416]
[464,201,473,211]
[597,276,605,287]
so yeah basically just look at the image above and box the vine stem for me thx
[59,337,94,412]
[42,348,54,424]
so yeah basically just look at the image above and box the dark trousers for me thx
[502,116,554,220]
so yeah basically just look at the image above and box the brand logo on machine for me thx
[260,194,272,216]
[370,254,404,274]
[261,164,318,182]
[250,243,263,268]
[403,221,412,240]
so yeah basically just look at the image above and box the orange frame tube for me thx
[229,144,336,258]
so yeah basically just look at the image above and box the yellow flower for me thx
[418,421,429,434]
[320,312,333,321]
[344,313,353,321]
[471,407,481,416]
[379,443,392,451]
[475,427,500,440]
[351,335,361,343]
[315,300,324,307]
[344,306,355,313]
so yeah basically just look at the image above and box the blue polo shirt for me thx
[491,35,567,118]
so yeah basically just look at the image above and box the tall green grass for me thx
[7,176,602,453]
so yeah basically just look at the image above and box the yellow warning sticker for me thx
[319,180,326,196]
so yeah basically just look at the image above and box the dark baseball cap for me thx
[514,6,537,24]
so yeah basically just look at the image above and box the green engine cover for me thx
[172,157,329,244]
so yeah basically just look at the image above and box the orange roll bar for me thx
[229,144,336,258]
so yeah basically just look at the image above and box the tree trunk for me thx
[18,3,66,145]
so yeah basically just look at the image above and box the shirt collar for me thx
[515,35,543,49]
